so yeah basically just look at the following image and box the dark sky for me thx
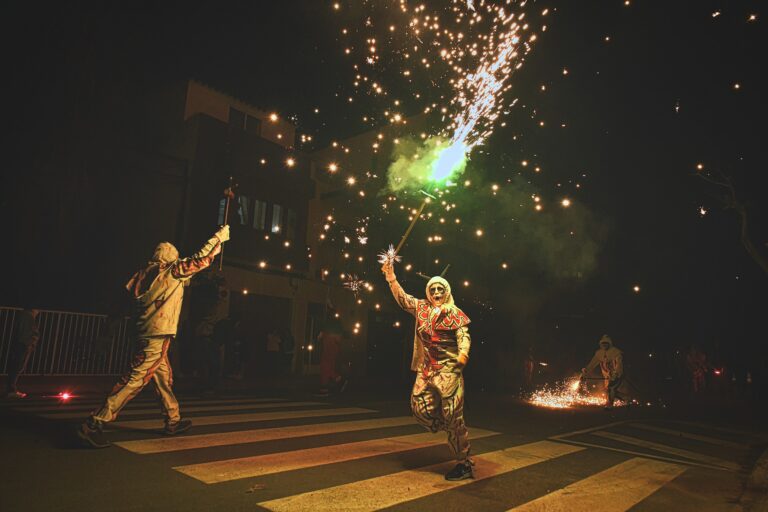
[7,1,767,357]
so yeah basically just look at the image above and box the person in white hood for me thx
[382,260,474,481]
[582,334,625,409]
[78,226,230,448]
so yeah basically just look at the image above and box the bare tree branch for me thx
[694,170,768,276]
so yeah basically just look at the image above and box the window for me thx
[286,208,297,239]
[237,196,250,225]
[253,200,267,230]
[229,107,245,129]
[271,204,283,234]
[245,114,262,135]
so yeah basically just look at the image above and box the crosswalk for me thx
[549,417,759,473]
[3,394,762,511]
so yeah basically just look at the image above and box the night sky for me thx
[6,1,766,363]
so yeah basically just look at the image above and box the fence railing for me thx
[1,307,133,376]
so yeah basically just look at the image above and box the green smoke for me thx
[386,136,468,192]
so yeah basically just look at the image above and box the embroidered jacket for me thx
[387,279,471,373]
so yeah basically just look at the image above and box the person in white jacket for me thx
[78,226,230,448]
[582,335,625,409]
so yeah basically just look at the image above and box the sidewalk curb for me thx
[742,445,768,512]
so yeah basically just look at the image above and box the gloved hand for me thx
[215,225,230,243]
[381,261,396,282]
[457,352,469,369]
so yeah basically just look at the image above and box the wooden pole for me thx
[393,189,436,256]
[218,176,235,271]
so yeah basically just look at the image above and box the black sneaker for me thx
[445,461,474,481]
[162,419,192,436]
[77,419,111,448]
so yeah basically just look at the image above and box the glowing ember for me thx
[43,391,77,402]
[527,377,623,409]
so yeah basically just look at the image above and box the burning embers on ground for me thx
[526,377,625,409]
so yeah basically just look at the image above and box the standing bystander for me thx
[5,307,40,398]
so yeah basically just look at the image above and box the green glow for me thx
[387,136,469,192]
[430,141,468,183]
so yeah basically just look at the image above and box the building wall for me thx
[184,80,295,149]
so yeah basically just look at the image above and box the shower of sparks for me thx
[424,1,539,186]
[377,244,402,265]
[339,1,543,191]
[444,4,537,152]
[527,377,624,409]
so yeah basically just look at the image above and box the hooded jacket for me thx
[387,275,471,373]
[585,335,623,379]
[125,236,221,338]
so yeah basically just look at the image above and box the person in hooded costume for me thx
[381,260,474,481]
[582,334,625,409]
[78,226,230,448]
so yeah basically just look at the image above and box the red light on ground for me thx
[58,391,74,401]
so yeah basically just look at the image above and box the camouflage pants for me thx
[410,371,470,462]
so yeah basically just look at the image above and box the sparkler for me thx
[377,244,402,266]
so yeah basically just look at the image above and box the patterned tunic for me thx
[387,279,471,373]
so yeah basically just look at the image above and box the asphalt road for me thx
[1,386,765,511]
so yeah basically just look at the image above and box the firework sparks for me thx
[377,243,402,266]
[446,6,535,153]
[343,274,365,296]
[527,377,624,409]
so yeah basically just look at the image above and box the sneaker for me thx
[445,461,474,481]
[77,419,111,448]
[6,390,27,399]
[162,419,192,436]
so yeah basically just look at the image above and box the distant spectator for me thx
[279,328,295,374]
[685,345,708,393]
[522,346,536,392]
[317,314,344,396]
[266,329,282,375]
[221,312,242,378]
[5,308,40,398]
[94,314,123,371]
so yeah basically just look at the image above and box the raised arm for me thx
[381,261,417,315]
[172,226,229,279]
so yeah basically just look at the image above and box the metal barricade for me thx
[0,307,133,376]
